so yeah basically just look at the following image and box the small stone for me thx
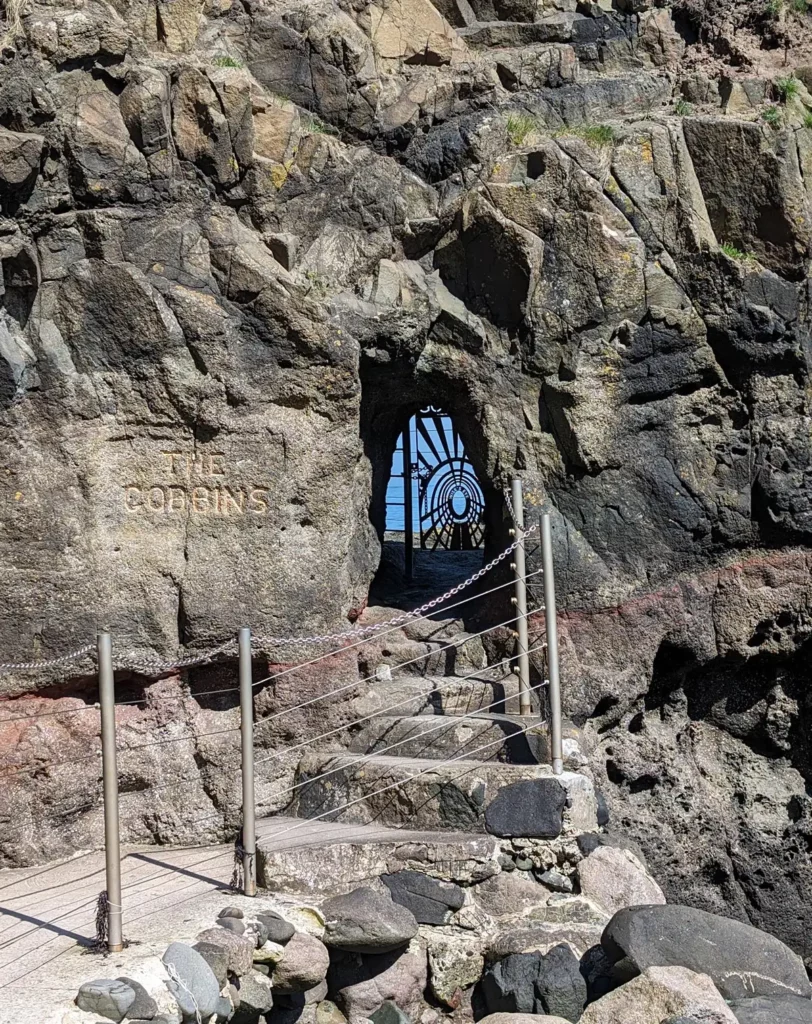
[538,869,573,893]
[371,1001,412,1024]
[322,886,419,954]
[498,855,516,872]
[256,910,296,944]
[246,918,269,947]
[317,1000,349,1024]
[219,906,246,920]
[76,979,136,1022]
[218,916,247,935]
[163,943,223,1021]
[381,870,465,925]
[272,930,331,992]
[514,857,534,872]
[427,931,484,1008]
[116,977,158,1020]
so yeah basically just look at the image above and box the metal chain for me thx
[113,638,237,676]
[251,527,538,651]
[0,528,539,677]
[0,644,95,676]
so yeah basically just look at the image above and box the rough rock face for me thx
[0,0,811,976]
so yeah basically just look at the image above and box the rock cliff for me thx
[0,0,810,971]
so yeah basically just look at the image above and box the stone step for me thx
[345,671,536,719]
[459,11,625,47]
[291,753,597,837]
[255,815,501,894]
[346,712,544,764]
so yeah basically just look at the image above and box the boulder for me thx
[322,887,419,954]
[579,966,737,1023]
[328,944,428,1023]
[162,943,223,1021]
[381,870,465,925]
[484,779,567,838]
[194,927,256,977]
[729,995,812,1023]
[0,128,43,196]
[218,915,247,935]
[479,1017,574,1024]
[426,930,484,1008]
[192,941,229,986]
[481,945,587,1021]
[577,846,665,915]
[370,1002,411,1024]
[601,905,812,1001]
[75,979,136,1022]
[231,969,274,1023]
[256,910,296,944]
[272,930,331,992]
[115,977,158,1020]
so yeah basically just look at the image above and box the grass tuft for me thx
[506,112,538,146]
[554,123,616,147]
[775,75,801,101]
[303,115,340,137]
[761,104,783,127]
[1,0,29,41]
[674,98,692,116]
[720,242,756,262]
[211,55,244,68]
[805,111,812,128]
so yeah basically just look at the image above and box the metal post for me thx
[239,627,257,897]
[511,478,532,717]
[97,631,123,952]
[403,423,414,582]
[541,513,564,775]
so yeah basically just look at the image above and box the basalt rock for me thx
[0,0,810,988]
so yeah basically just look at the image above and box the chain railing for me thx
[0,481,563,958]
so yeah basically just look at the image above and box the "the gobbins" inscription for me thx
[123,452,270,516]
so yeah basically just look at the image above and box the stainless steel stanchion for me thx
[541,513,563,775]
[239,627,257,897]
[97,630,123,952]
[511,478,532,717]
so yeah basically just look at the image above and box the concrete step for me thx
[291,753,597,837]
[255,815,501,894]
[346,712,544,764]
[345,671,536,719]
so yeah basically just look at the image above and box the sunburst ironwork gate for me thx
[388,408,485,579]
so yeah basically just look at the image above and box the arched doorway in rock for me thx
[369,407,491,607]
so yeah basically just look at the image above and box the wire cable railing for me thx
[0,485,561,963]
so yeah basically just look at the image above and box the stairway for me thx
[256,606,599,892]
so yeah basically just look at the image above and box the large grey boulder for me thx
[381,870,464,925]
[729,995,812,1024]
[272,930,331,992]
[75,979,136,1022]
[601,905,812,1001]
[579,966,737,1023]
[322,887,419,954]
[481,945,587,1021]
[162,942,223,1021]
